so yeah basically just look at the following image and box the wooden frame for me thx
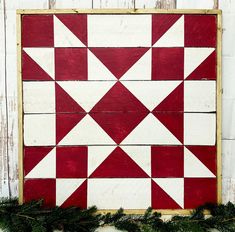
[17,9,222,215]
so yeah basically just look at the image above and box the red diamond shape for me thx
[90,82,149,144]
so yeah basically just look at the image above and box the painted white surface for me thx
[54,15,85,47]
[184,48,215,79]
[184,113,216,145]
[56,178,86,206]
[122,113,181,145]
[184,81,216,112]
[88,50,116,81]
[59,115,115,145]
[184,147,215,178]
[153,178,184,208]
[87,15,151,47]
[24,114,56,146]
[122,81,182,111]
[177,0,214,9]
[153,15,184,47]
[25,147,56,178]
[88,178,151,209]
[57,81,115,112]
[23,81,55,113]
[121,49,151,80]
[23,48,55,79]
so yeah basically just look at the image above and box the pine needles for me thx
[1,198,235,232]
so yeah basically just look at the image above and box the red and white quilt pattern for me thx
[22,13,218,210]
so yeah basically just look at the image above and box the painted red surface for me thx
[22,15,54,47]
[152,48,184,80]
[90,48,149,79]
[185,15,217,47]
[55,48,87,80]
[184,178,217,208]
[90,147,149,178]
[24,179,56,208]
[56,147,87,178]
[151,146,184,178]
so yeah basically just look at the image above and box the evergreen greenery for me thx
[1,198,235,232]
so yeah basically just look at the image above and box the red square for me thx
[152,48,184,80]
[22,15,54,47]
[185,15,217,47]
[55,48,87,80]
[56,147,87,178]
[24,179,56,207]
[151,146,183,177]
[184,178,217,208]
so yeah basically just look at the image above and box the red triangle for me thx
[61,180,87,208]
[90,48,149,79]
[186,51,216,80]
[90,147,149,178]
[154,82,184,112]
[56,113,86,144]
[186,146,216,175]
[24,147,54,176]
[55,14,87,46]
[152,112,183,143]
[22,51,53,81]
[55,83,85,113]
[151,180,181,209]
[152,14,182,46]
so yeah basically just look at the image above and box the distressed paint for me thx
[0,0,234,208]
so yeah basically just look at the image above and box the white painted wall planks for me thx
[1,0,235,206]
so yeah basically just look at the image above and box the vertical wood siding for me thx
[2,0,235,205]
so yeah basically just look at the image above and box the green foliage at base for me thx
[1,199,235,232]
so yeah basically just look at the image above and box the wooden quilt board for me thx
[17,9,222,214]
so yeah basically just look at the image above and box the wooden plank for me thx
[16,9,222,14]
[217,11,222,204]
[177,0,214,9]
[135,0,176,9]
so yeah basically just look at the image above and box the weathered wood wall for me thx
[1,0,235,204]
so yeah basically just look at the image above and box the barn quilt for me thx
[20,11,220,211]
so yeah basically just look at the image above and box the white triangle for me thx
[121,49,151,80]
[121,146,151,176]
[121,114,181,145]
[57,81,115,112]
[54,15,85,47]
[59,115,115,145]
[23,48,54,79]
[184,147,215,177]
[88,146,116,176]
[153,16,184,47]
[184,48,215,79]
[121,81,181,111]
[56,179,85,206]
[153,178,184,208]
[25,147,56,178]
[88,50,116,80]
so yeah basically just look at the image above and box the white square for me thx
[88,178,151,209]
[24,114,55,146]
[184,113,216,145]
[184,81,216,112]
[88,15,151,47]
[23,82,55,113]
